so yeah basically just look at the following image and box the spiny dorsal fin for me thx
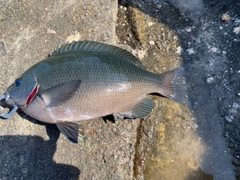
[52,41,146,69]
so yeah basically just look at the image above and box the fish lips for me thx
[5,91,15,106]
[4,89,25,109]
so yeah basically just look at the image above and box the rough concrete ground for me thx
[0,0,239,180]
[118,0,238,179]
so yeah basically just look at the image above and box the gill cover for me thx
[6,73,38,108]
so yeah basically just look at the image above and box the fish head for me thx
[5,73,38,109]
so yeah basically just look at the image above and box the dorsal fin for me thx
[51,41,146,69]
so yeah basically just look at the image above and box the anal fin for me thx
[116,97,155,119]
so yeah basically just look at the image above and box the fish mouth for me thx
[5,91,14,106]
[0,93,18,119]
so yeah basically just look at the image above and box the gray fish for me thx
[2,41,184,143]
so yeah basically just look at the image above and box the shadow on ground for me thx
[0,124,80,179]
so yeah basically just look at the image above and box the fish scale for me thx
[1,41,182,143]
[33,54,151,117]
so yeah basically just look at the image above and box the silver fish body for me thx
[4,41,179,143]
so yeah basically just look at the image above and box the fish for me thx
[1,41,185,143]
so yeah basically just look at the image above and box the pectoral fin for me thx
[56,121,85,143]
[41,80,81,107]
[116,97,155,119]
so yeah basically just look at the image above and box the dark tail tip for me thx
[160,67,190,106]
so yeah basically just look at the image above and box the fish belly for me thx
[49,86,149,122]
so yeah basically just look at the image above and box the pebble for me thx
[222,13,231,23]
[225,116,233,122]
[149,40,155,45]
[186,48,195,55]
[207,77,214,84]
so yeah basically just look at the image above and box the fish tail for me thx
[158,67,189,106]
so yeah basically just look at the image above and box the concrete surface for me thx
[0,0,239,180]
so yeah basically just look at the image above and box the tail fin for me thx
[159,67,189,106]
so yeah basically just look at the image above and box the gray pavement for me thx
[0,0,239,180]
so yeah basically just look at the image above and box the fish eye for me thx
[15,79,22,87]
